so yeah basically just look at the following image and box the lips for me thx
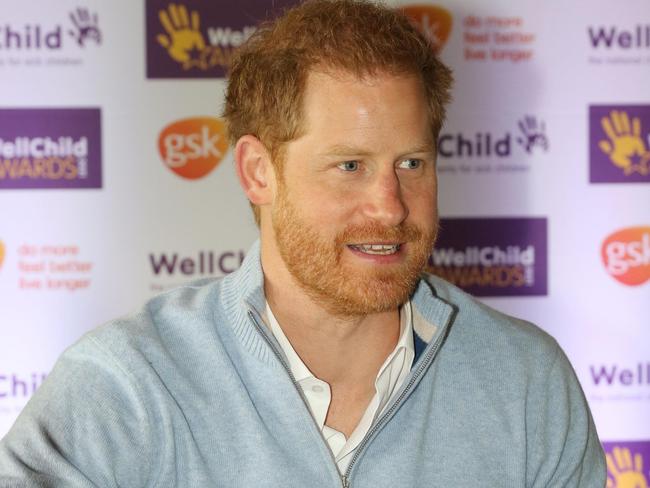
[348,243,401,255]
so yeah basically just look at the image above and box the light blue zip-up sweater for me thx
[0,241,605,487]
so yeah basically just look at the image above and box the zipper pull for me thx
[341,475,350,488]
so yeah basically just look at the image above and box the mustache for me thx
[335,222,424,246]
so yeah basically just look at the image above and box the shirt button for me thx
[311,384,324,393]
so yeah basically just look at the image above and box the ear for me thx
[234,135,276,206]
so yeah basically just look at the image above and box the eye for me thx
[398,158,421,170]
[338,160,359,172]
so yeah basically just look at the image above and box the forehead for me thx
[294,68,433,153]
[302,68,426,117]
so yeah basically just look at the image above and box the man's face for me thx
[270,69,438,316]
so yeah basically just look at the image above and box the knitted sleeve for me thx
[526,342,607,487]
[0,336,153,487]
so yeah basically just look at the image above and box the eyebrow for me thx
[321,143,436,158]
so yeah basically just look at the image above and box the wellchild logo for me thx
[150,250,245,276]
[0,8,100,50]
[590,106,650,183]
[146,0,300,78]
[155,4,212,71]
[602,442,650,488]
[588,24,650,65]
[0,24,62,50]
[602,227,650,286]
[437,115,548,175]
[68,8,102,47]
[588,360,650,405]
[0,372,48,423]
[400,5,452,53]
[439,115,549,158]
[158,117,229,180]
[589,25,650,50]
[428,218,548,297]
[0,240,5,270]
[0,109,101,189]
[0,7,101,68]
[148,249,245,292]
[590,362,650,387]
[0,373,47,400]
[516,116,549,154]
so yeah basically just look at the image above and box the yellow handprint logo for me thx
[606,447,649,488]
[599,110,650,175]
[157,4,207,70]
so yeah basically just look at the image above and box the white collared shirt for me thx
[265,302,415,473]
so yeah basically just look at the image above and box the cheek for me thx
[298,183,359,217]
[404,181,437,211]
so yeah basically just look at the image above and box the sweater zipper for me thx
[247,310,346,487]
[341,317,449,486]
[249,308,450,488]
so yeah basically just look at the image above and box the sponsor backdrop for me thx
[0,0,648,482]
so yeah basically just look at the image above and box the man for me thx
[0,1,605,486]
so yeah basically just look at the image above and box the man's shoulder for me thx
[417,274,581,430]
[72,277,230,368]
[414,275,606,486]
[419,273,559,363]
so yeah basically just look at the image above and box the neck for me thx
[261,237,400,387]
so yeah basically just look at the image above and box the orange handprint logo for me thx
[607,447,649,488]
[157,4,207,69]
[599,110,650,175]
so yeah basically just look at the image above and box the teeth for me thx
[352,244,399,255]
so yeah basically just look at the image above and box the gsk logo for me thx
[400,4,452,53]
[601,226,650,286]
[158,117,229,180]
[590,105,650,183]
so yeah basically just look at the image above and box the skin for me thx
[235,69,438,437]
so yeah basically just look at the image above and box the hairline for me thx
[269,64,442,165]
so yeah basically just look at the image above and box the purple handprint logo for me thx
[516,116,549,154]
[68,7,102,47]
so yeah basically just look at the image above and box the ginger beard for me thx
[271,179,437,317]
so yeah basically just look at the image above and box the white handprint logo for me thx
[68,8,101,47]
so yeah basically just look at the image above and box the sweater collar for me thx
[220,239,455,363]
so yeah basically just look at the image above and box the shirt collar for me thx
[264,301,415,384]
[265,302,315,382]
[224,240,455,366]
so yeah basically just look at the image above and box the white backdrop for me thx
[0,0,648,482]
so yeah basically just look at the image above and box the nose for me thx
[362,168,409,226]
